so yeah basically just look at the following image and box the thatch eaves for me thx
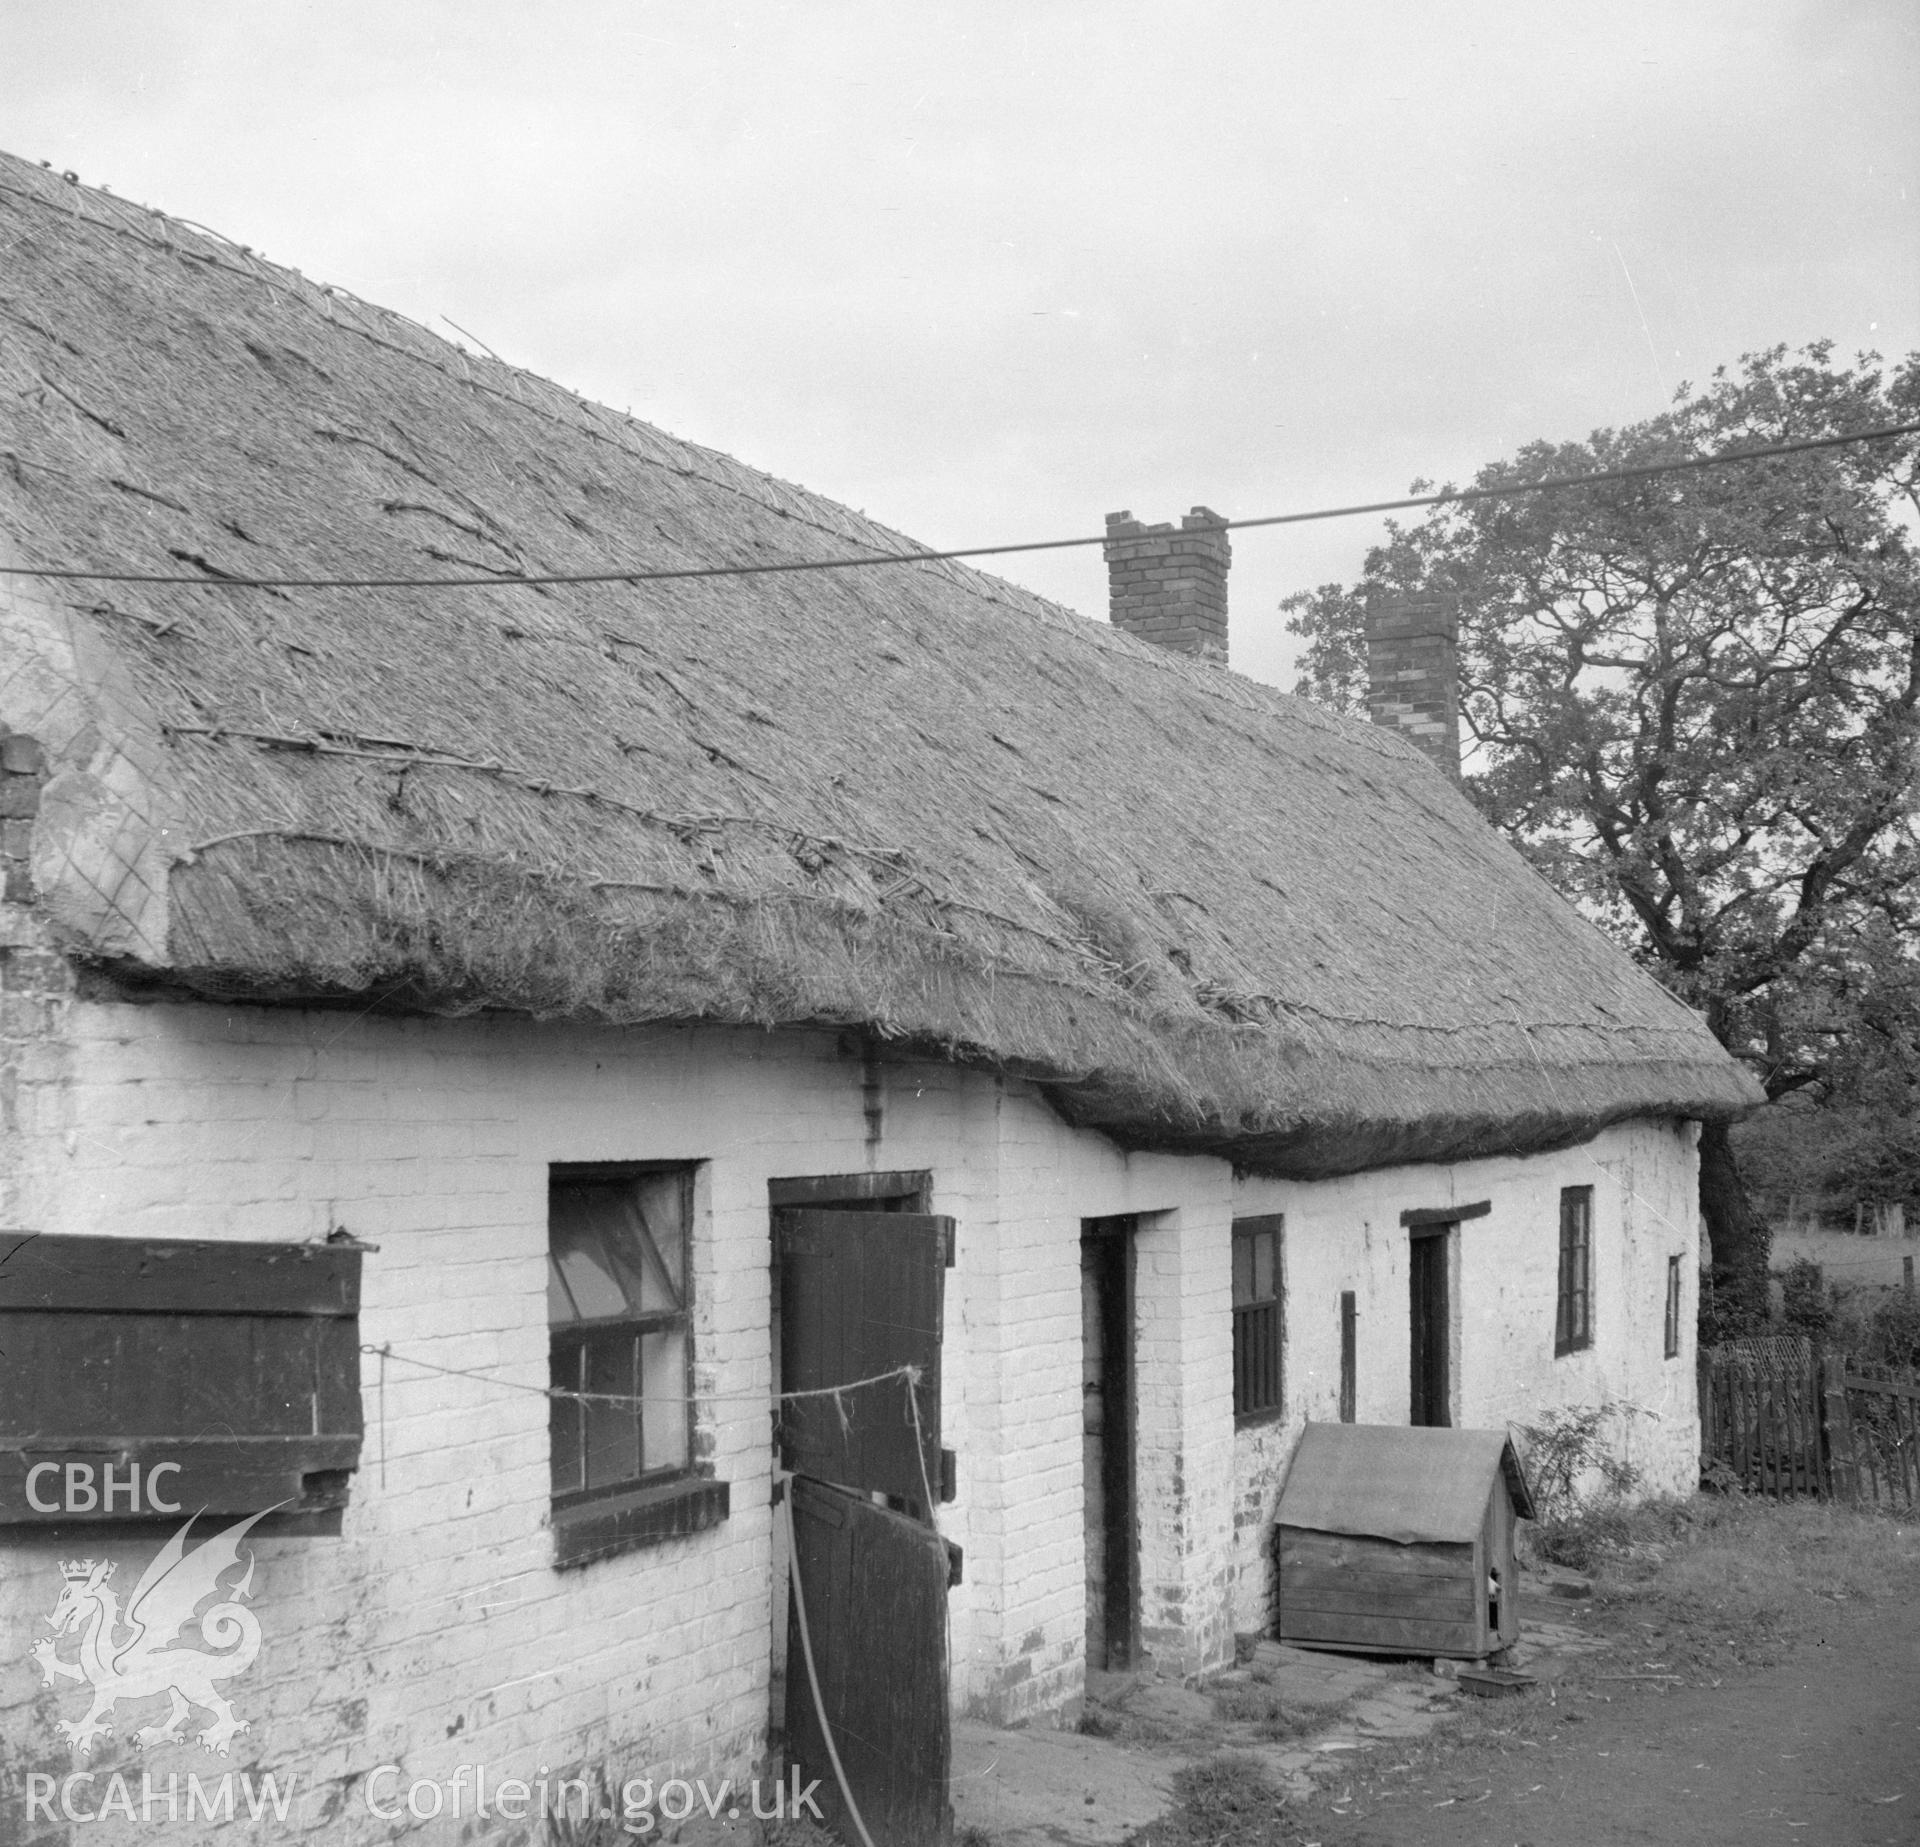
[0,154,1760,1176]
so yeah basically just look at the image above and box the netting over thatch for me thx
[0,153,1759,1175]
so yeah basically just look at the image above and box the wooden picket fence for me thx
[1830,1361,1920,1511]
[1699,1336,1822,1499]
[1698,1336,1917,1511]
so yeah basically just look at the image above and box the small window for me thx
[1664,1253,1683,1359]
[549,1165,726,1565]
[1232,1215,1284,1421]
[1555,1187,1593,1356]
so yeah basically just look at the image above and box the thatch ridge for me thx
[0,153,1759,1175]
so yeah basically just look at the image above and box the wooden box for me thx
[1274,1422,1534,1660]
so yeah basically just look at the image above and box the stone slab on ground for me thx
[1245,1639,1400,1710]
[1506,1613,1609,1666]
[1106,1677,1216,1731]
[952,1612,1611,1844]
[951,1719,1178,1847]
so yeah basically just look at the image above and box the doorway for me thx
[1080,1215,1137,1671]
[1409,1224,1452,1427]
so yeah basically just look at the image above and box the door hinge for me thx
[939,1447,957,1503]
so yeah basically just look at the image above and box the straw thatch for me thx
[0,154,1759,1176]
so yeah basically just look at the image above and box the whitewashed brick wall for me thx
[0,991,1246,1840]
[1227,1118,1703,1633]
[0,973,1704,1844]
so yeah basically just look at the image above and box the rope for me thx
[361,1341,920,1412]
[906,1376,939,1521]
[782,1482,880,1847]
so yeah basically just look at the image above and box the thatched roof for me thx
[0,153,1759,1176]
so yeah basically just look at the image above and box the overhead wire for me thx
[3,420,1916,592]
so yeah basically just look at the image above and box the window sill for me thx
[1554,1340,1594,1359]
[1234,1405,1288,1430]
[552,1475,729,1570]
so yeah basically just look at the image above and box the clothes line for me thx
[361,1340,922,1413]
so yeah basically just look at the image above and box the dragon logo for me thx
[32,1507,272,1758]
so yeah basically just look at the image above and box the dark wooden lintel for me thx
[1400,1200,1492,1228]
[768,1170,932,1210]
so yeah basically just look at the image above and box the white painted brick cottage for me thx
[0,154,1758,1843]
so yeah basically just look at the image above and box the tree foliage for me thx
[1733,916,1920,1223]
[1285,345,1920,1328]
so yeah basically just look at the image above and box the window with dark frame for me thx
[1232,1215,1284,1420]
[1555,1186,1593,1356]
[1664,1253,1683,1359]
[548,1166,693,1507]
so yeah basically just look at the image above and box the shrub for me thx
[1778,1257,1833,1337]
[1516,1403,1644,1569]
[1823,1282,1920,1369]
[1868,1289,1920,1368]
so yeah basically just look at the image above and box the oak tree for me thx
[1285,344,1920,1332]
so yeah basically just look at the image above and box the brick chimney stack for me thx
[1365,594,1461,780]
[1103,507,1231,664]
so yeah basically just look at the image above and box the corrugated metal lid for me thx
[1276,1422,1536,1543]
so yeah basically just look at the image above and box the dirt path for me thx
[1302,1594,1920,1846]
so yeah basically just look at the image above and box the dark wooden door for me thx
[786,1477,952,1847]
[778,1208,952,1844]
[778,1209,947,1517]
[1409,1228,1451,1428]
[1081,1217,1136,1670]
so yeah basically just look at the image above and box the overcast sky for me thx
[5,2,1915,688]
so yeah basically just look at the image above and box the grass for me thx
[1208,1680,1319,1743]
[542,1766,841,1847]
[1123,1754,1299,1847]
[1771,1226,1916,1290]
[1124,1494,1920,1846]
[1571,1492,1920,1649]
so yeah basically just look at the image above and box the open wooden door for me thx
[779,1209,946,1516]
[787,1478,952,1846]
[778,1207,953,1846]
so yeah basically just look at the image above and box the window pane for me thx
[1557,1189,1593,1352]
[550,1342,584,1496]
[642,1328,689,1473]
[552,1218,634,1320]
[547,1253,580,1323]
[631,1172,688,1302]
[1252,1230,1276,1304]
[584,1331,641,1489]
[1232,1234,1254,1307]
[554,1179,686,1316]
[1233,1302,1280,1415]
